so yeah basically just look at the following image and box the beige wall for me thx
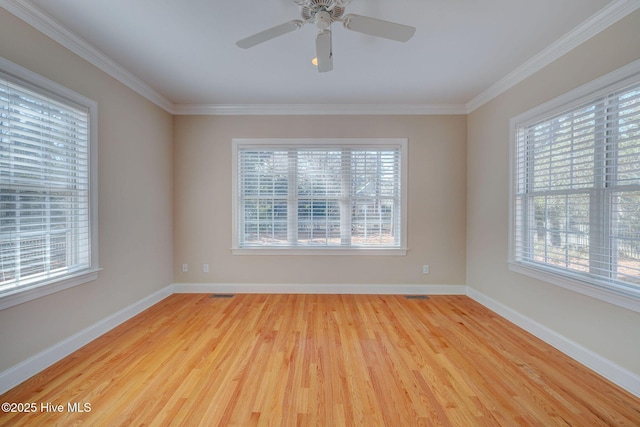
[173,115,467,286]
[0,10,174,371]
[467,10,640,375]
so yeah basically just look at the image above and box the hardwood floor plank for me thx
[1,294,639,426]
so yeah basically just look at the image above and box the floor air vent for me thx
[405,295,429,300]
[210,294,235,298]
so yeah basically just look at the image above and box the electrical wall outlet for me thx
[422,264,430,274]
[182,263,188,273]
[203,264,210,273]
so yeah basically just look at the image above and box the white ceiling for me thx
[4,0,631,112]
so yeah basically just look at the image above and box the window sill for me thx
[232,247,408,256]
[0,268,102,311]
[508,261,640,313]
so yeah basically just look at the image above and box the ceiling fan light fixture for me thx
[236,0,416,72]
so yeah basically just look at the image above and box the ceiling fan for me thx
[236,0,416,72]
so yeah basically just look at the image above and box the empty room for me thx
[1,0,639,425]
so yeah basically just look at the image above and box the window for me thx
[232,138,407,255]
[0,58,98,309]
[511,62,640,310]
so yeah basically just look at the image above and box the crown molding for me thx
[465,0,640,113]
[172,103,468,116]
[0,0,174,113]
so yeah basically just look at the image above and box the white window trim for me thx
[0,57,99,310]
[232,138,408,255]
[509,58,640,313]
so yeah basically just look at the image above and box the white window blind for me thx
[233,139,406,253]
[0,69,95,300]
[513,79,640,300]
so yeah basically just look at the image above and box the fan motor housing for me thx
[301,0,345,23]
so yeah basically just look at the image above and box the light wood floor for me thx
[1,294,639,426]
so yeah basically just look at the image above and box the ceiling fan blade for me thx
[236,20,304,49]
[315,30,333,73]
[342,14,415,42]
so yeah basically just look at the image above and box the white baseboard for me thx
[466,287,640,398]
[0,286,173,395]
[172,282,467,295]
